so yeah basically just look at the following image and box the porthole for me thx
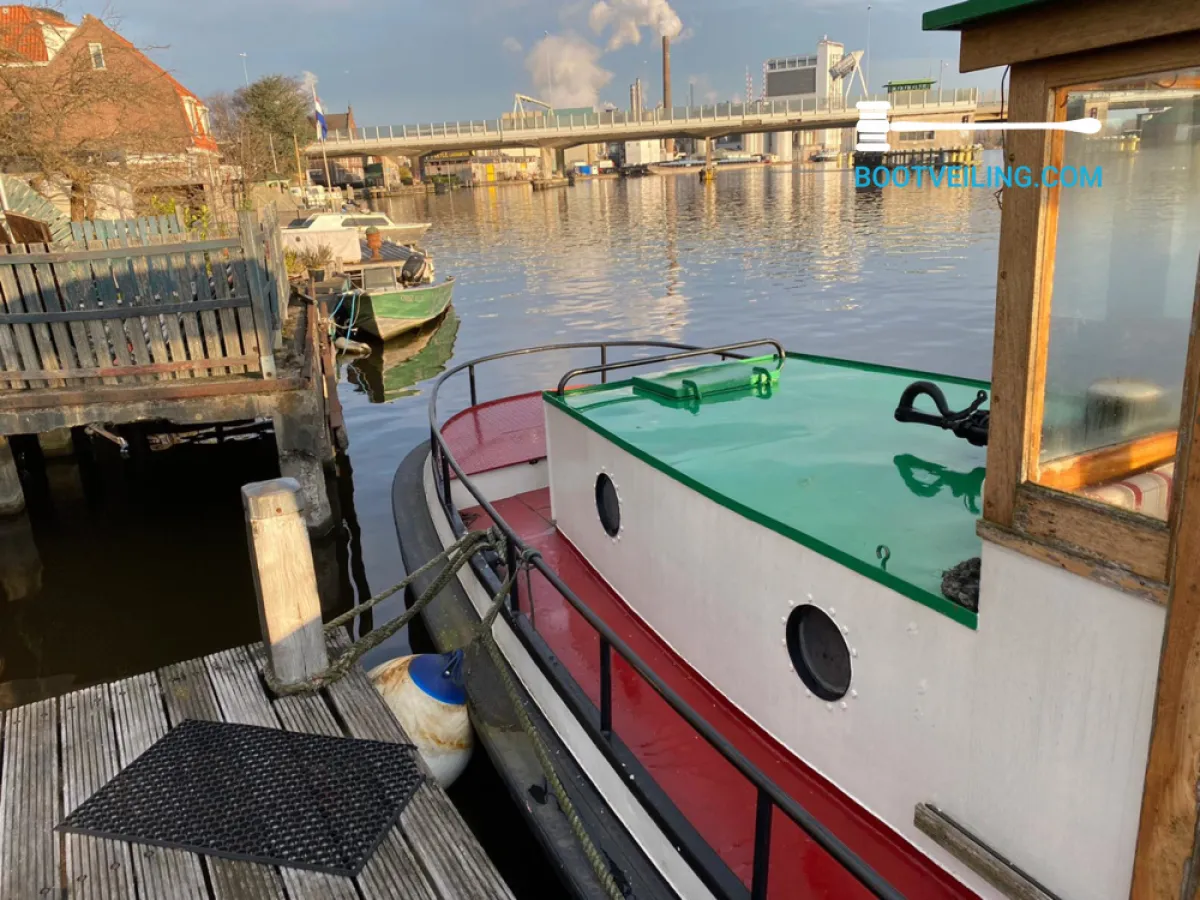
[786,605,851,701]
[595,473,620,537]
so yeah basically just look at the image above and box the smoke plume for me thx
[526,34,613,108]
[588,0,683,51]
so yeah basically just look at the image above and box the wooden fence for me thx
[0,210,287,391]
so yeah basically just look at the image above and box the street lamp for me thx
[865,5,872,97]
[544,31,553,108]
[239,52,249,87]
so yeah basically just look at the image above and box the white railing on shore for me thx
[320,88,996,146]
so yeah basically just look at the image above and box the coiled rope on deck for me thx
[264,526,626,900]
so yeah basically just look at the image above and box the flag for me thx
[314,95,328,141]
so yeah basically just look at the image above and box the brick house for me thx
[0,6,219,217]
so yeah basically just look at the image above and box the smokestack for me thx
[662,35,674,157]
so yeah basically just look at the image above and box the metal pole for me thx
[293,134,306,188]
[750,788,774,900]
[468,364,477,406]
[544,30,554,109]
[599,637,612,735]
[865,4,872,96]
[240,52,249,86]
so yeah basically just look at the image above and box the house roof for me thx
[0,5,70,63]
[923,0,1053,30]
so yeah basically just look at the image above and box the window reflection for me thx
[1037,68,1200,520]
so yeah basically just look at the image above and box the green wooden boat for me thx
[348,307,460,403]
[342,258,455,341]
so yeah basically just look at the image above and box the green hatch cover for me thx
[632,355,781,401]
[923,0,1055,31]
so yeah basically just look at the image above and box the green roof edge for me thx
[923,0,1052,31]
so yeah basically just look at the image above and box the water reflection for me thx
[346,309,461,404]
[894,454,986,514]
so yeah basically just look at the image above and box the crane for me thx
[513,94,554,117]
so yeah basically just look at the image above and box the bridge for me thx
[307,88,1004,161]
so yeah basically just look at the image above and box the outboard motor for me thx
[400,252,431,286]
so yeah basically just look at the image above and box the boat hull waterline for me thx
[352,279,455,341]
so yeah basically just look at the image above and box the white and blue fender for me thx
[369,650,474,787]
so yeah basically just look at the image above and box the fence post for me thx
[242,477,328,686]
[238,210,277,378]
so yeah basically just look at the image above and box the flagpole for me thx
[312,82,334,205]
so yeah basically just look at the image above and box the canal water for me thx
[0,165,1001,894]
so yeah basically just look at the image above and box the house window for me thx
[89,42,105,70]
[1032,68,1200,522]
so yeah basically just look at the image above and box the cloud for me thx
[588,0,683,51]
[502,36,523,53]
[525,33,613,108]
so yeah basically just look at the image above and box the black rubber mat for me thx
[58,718,423,876]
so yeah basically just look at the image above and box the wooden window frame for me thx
[980,31,1200,600]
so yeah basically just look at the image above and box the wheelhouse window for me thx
[89,42,105,70]
[1033,69,1200,522]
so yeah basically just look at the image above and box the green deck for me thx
[544,355,989,628]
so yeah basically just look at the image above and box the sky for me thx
[63,0,1004,126]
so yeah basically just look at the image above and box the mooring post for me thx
[0,437,25,517]
[242,477,329,686]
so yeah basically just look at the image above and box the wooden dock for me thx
[0,634,515,900]
[0,209,340,531]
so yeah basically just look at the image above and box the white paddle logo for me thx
[855,100,1102,152]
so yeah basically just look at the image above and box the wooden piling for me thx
[37,426,74,459]
[0,436,24,516]
[242,477,329,686]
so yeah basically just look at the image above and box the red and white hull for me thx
[416,366,1163,900]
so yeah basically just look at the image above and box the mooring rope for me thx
[263,526,626,900]
[263,527,501,697]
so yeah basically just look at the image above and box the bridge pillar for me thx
[412,152,431,184]
[540,146,556,178]
[700,137,716,183]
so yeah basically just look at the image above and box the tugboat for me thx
[392,3,1200,898]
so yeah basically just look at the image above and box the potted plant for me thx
[298,244,335,283]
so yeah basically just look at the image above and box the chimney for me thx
[662,36,674,158]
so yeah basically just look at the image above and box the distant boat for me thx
[347,308,460,403]
[338,252,455,342]
[810,149,840,162]
[283,211,431,243]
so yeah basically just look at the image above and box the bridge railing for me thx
[325,87,996,144]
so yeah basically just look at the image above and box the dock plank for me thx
[61,683,136,899]
[323,634,515,900]
[259,644,441,900]
[110,673,209,900]
[257,653,360,900]
[0,698,62,899]
[158,656,288,900]
[0,639,509,900]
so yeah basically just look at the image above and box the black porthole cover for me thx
[595,473,620,537]
[786,605,852,701]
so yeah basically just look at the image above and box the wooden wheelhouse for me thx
[928,0,1200,895]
